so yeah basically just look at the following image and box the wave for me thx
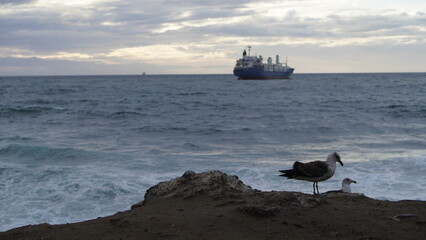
[109,111,143,119]
[132,126,189,133]
[0,106,52,115]
[379,104,426,118]
[0,106,67,117]
[0,144,99,165]
[0,136,32,142]
[178,92,206,96]
[384,104,406,109]
[43,87,80,95]
[0,163,155,232]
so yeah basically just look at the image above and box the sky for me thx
[1,0,425,75]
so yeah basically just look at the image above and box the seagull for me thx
[279,152,343,195]
[326,178,357,193]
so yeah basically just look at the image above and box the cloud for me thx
[0,0,35,5]
[0,56,164,75]
[1,0,426,74]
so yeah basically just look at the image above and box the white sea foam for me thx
[0,161,177,231]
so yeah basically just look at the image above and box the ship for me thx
[233,46,295,80]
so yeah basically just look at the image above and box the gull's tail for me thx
[279,162,303,179]
[279,169,296,179]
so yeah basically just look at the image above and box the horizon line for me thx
[1,71,426,77]
[0,71,426,78]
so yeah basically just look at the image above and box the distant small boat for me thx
[142,72,146,76]
[233,46,295,80]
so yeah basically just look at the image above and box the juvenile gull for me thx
[326,178,357,193]
[279,152,343,195]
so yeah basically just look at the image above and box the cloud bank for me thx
[1,0,425,75]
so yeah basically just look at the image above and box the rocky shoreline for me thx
[1,170,425,240]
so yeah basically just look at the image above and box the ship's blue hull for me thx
[233,67,294,80]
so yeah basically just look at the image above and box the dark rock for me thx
[238,205,281,217]
[132,170,253,208]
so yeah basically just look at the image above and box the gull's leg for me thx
[312,182,316,195]
[316,182,320,195]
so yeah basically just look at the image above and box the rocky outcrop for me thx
[132,170,253,208]
[131,170,333,212]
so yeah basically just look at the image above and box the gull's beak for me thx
[352,180,357,184]
[338,160,344,166]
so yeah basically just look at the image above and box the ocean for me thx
[1,73,426,231]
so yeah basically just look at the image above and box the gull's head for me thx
[342,178,356,193]
[342,178,357,185]
[328,152,343,166]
